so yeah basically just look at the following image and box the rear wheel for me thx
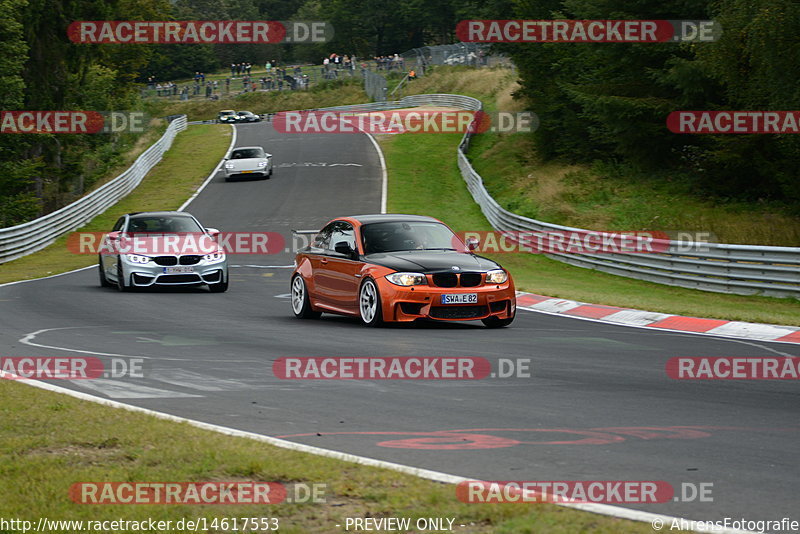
[359,278,383,327]
[98,258,112,288]
[291,275,321,319]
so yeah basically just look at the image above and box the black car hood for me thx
[364,250,501,273]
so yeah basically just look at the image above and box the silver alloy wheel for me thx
[359,280,377,323]
[291,276,305,315]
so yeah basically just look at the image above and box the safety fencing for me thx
[4,94,798,300]
[0,116,187,264]
[308,93,800,298]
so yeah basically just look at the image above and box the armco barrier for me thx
[321,93,800,298]
[6,97,798,299]
[0,116,187,264]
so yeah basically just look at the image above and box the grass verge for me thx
[0,124,231,285]
[380,132,800,326]
[0,380,668,533]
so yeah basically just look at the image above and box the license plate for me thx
[241,170,253,173]
[163,266,193,274]
[441,293,478,305]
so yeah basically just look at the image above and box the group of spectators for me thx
[230,63,253,76]
[374,54,404,70]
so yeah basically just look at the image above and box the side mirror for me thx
[206,228,220,240]
[466,237,479,251]
[107,231,121,241]
[334,241,355,257]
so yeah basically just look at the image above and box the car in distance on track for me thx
[223,146,273,181]
[218,109,237,123]
[291,214,516,327]
[235,110,261,123]
[99,211,229,292]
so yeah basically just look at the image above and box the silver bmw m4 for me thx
[98,211,229,292]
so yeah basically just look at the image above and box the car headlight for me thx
[224,162,235,169]
[204,250,226,263]
[385,272,427,286]
[486,269,508,284]
[257,161,268,167]
[126,254,151,264]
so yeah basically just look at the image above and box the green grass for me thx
[0,124,231,285]
[0,380,671,533]
[468,132,800,246]
[380,132,800,325]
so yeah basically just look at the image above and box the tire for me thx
[291,275,321,319]
[98,258,112,288]
[481,312,515,328]
[208,280,228,293]
[209,274,229,293]
[116,260,131,292]
[358,278,384,327]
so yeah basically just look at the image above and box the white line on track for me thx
[0,372,754,534]
[361,129,388,214]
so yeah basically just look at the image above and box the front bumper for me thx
[224,167,269,178]
[375,278,516,323]
[122,257,228,287]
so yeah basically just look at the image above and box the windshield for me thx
[126,215,203,234]
[219,111,234,116]
[230,148,265,159]
[361,221,462,254]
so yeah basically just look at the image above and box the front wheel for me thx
[116,260,131,292]
[208,277,229,293]
[98,258,112,288]
[481,312,515,328]
[291,275,321,319]
[359,278,384,327]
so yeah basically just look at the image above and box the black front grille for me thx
[460,273,483,287]
[158,274,202,284]
[153,256,178,266]
[432,273,458,287]
[430,305,488,319]
[180,255,203,265]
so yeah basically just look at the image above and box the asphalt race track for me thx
[2,121,799,526]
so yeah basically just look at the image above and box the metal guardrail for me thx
[315,93,800,298]
[0,116,188,264]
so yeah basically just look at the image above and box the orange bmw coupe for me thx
[290,214,516,327]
